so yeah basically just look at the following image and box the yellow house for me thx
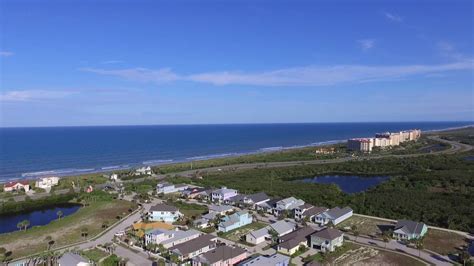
[132,222,175,238]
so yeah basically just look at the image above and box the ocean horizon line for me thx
[1,120,473,129]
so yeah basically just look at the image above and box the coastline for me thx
[1,123,472,184]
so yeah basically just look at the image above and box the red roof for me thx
[4,180,29,188]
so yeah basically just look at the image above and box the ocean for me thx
[0,122,471,182]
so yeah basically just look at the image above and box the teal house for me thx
[218,211,252,232]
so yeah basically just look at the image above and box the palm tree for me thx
[44,236,54,250]
[17,221,23,231]
[23,220,30,230]
[80,227,89,240]
[57,210,63,220]
[415,238,424,258]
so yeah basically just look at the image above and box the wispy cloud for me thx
[80,67,180,83]
[436,41,465,60]
[0,90,77,102]
[357,39,376,51]
[384,12,403,22]
[81,60,474,87]
[0,51,14,57]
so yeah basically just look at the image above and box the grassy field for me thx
[337,216,395,238]
[220,222,267,242]
[154,144,348,174]
[81,248,109,262]
[423,229,468,255]
[427,126,474,145]
[0,199,136,259]
[169,200,208,218]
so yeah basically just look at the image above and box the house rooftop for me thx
[325,206,352,219]
[238,253,290,266]
[209,204,234,213]
[303,206,328,217]
[312,228,343,240]
[247,192,270,203]
[58,253,89,266]
[268,220,296,236]
[278,226,316,250]
[149,203,179,212]
[4,180,29,187]
[195,245,246,265]
[248,227,269,239]
[395,220,426,235]
[171,234,216,256]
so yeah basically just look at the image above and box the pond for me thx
[0,204,81,234]
[464,156,474,161]
[296,175,389,194]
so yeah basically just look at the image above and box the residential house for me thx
[193,245,247,266]
[277,226,316,255]
[208,204,234,215]
[181,187,208,199]
[135,166,152,176]
[211,187,238,202]
[268,220,296,237]
[35,176,59,189]
[392,220,428,240]
[218,211,252,232]
[226,192,270,208]
[132,221,174,238]
[156,182,189,194]
[294,204,327,221]
[310,228,344,252]
[170,234,217,262]
[245,227,270,245]
[273,197,305,217]
[193,212,219,229]
[3,181,30,192]
[313,207,353,226]
[237,253,290,266]
[110,173,119,181]
[256,198,280,214]
[148,203,183,223]
[58,252,91,266]
[145,229,202,248]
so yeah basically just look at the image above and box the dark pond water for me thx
[464,156,474,161]
[0,204,81,234]
[297,175,389,194]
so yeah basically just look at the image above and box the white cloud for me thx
[0,90,77,102]
[80,67,180,83]
[81,60,474,87]
[0,51,14,57]
[384,12,403,22]
[357,39,376,51]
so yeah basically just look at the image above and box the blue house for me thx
[148,203,183,223]
[218,211,252,232]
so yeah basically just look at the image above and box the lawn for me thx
[219,222,267,242]
[169,200,208,218]
[81,248,109,262]
[0,198,136,259]
[423,229,468,255]
[337,215,395,238]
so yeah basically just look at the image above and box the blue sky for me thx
[0,0,473,127]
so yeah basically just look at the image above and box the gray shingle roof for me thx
[247,192,270,203]
[325,206,352,219]
[312,228,343,240]
[248,227,269,239]
[268,220,296,236]
[195,245,246,264]
[303,206,328,217]
[278,226,316,249]
[394,220,426,235]
[171,234,216,256]
[58,253,89,266]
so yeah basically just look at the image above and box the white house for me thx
[58,252,91,266]
[393,220,428,240]
[245,227,269,245]
[156,183,189,194]
[310,228,344,253]
[314,207,353,226]
[148,203,183,223]
[211,187,238,202]
[135,166,152,176]
[273,197,305,216]
[110,174,119,181]
[3,181,30,192]
[35,176,59,189]
[145,229,202,248]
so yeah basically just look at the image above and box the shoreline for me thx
[1,124,472,184]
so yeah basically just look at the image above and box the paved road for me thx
[162,136,472,178]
